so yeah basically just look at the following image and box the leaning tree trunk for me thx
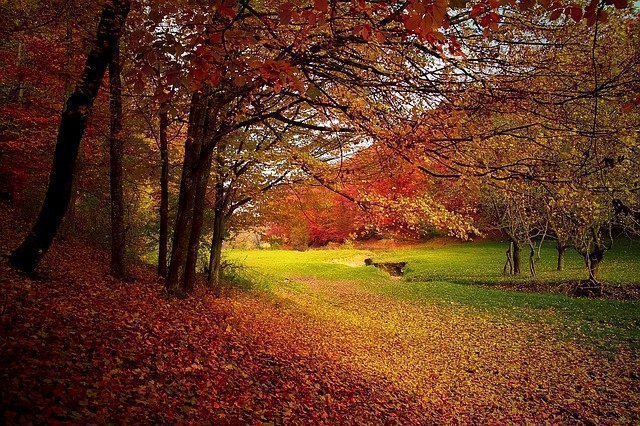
[183,148,214,293]
[556,243,566,271]
[158,102,169,277]
[109,37,126,279]
[207,180,226,294]
[166,92,212,295]
[10,0,131,274]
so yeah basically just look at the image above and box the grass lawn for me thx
[225,240,640,351]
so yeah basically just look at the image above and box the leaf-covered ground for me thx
[2,215,639,423]
[0,241,433,423]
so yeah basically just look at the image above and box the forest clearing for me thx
[2,208,639,422]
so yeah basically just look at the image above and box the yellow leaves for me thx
[365,192,480,240]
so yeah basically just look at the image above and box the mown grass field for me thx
[226,240,640,351]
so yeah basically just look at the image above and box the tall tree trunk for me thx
[158,102,169,277]
[207,180,226,294]
[166,92,211,295]
[10,0,131,274]
[109,37,126,279]
[60,7,78,238]
[183,149,214,293]
[512,241,522,275]
[556,243,566,271]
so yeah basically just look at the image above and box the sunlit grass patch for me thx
[225,240,640,351]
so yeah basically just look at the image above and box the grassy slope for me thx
[226,240,640,350]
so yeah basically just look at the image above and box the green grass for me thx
[225,240,640,351]
[374,239,640,285]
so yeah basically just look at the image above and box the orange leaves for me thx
[314,0,329,13]
[546,0,628,25]
[567,5,583,22]
[279,0,332,25]
[518,0,536,10]
[480,11,501,30]
[354,23,386,42]
[403,0,450,40]
[215,0,236,20]
[188,63,222,91]
[610,0,628,9]
[622,94,640,113]
[583,0,605,25]
[258,60,304,94]
[470,1,501,35]
[470,3,489,19]
[278,2,294,24]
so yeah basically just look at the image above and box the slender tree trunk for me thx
[109,37,126,279]
[512,241,522,275]
[556,243,566,271]
[503,242,513,275]
[183,148,214,293]
[166,92,211,295]
[528,241,536,278]
[10,0,131,274]
[208,180,225,294]
[158,102,169,277]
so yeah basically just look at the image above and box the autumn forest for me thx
[1,0,640,423]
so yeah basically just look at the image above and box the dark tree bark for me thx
[207,179,226,294]
[10,0,131,274]
[59,7,78,239]
[166,92,212,295]
[167,87,232,295]
[158,102,169,277]
[109,35,126,279]
[183,148,214,293]
[556,243,566,271]
[512,240,522,275]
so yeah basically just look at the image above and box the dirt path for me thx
[229,275,640,423]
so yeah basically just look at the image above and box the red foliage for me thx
[264,189,361,247]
